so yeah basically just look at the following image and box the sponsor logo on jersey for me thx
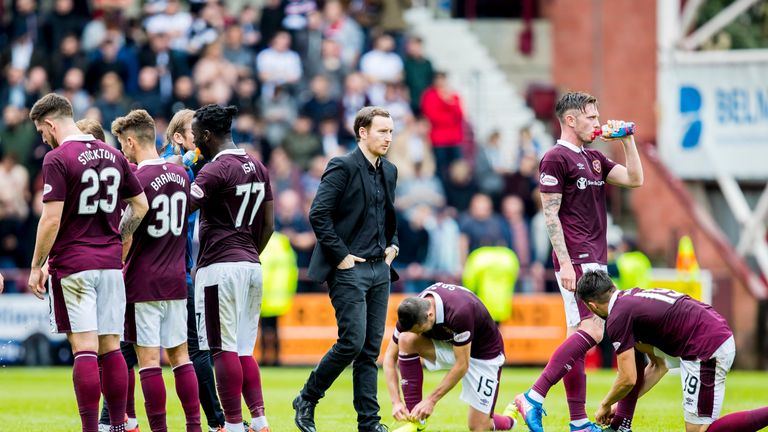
[592,160,602,173]
[540,173,559,186]
[576,177,605,190]
[453,331,471,343]
[190,183,204,199]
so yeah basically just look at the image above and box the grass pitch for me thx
[1,366,766,431]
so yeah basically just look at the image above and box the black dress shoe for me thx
[359,424,389,432]
[293,394,317,432]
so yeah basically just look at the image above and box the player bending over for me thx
[577,270,768,432]
[383,283,517,432]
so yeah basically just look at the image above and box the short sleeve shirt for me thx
[538,140,617,269]
[42,135,143,277]
[191,149,273,268]
[393,283,505,360]
[123,159,189,303]
[607,288,733,361]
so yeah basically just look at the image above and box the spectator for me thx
[263,84,298,147]
[318,117,343,157]
[258,0,285,52]
[387,114,433,178]
[421,71,465,188]
[131,66,167,119]
[0,67,28,109]
[274,189,316,292]
[379,0,413,53]
[458,193,509,262]
[23,66,50,110]
[256,31,303,99]
[403,36,434,115]
[192,37,238,91]
[143,0,193,51]
[56,68,92,120]
[94,72,131,138]
[84,38,130,95]
[323,0,364,69]
[0,105,37,171]
[301,75,340,130]
[474,130,508,205]
[300,154,327,198]
[312,39,348,99]
[296,11,325,86]
[169,75,197,113]
[48,33,88,90]
[269,146,304,197]
[237,5,261,51]
[360,33,404,105]
[501,194,533,292]
[139,30,190,101]
[339,72,370,143]
[422,206,462,282]
[395,161,445,216]
[282,0,318,36]
[444,159,477,212]
[185,2,222,58]
[504,151,539,219]
[394,205,432,293]
[229,77,260,115]
[381,82,412,132]
[222,24,255,80]
[40,0,87,52]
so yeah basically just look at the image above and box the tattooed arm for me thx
[119,192,149,261]
[541,192,576,291]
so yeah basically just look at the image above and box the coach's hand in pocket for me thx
[337,254,366,270]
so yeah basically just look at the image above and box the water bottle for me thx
[182,148,200,168]
[595,121,635,139]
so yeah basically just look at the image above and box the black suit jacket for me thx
[308,147,399,283]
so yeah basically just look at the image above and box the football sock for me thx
[73,351,101,432]
[224,421,245,432]
[563,355,587,422]
[708,407,768,432]
[139,367,167,432]
[610,351,646,431]
[398,353,424,411]
[213,350,244,425]
[173,362,202,432]
[126,367,136,419]
[492,414,515,430]
[526,389,545,404]
[239,355,266,418]
[100,350,129,428]
[251,416,269,430]
[532,329,595,418]
[569,419,588,427]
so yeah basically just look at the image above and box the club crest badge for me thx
[592,160,601,174]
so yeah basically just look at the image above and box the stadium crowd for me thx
[0,0,554,294]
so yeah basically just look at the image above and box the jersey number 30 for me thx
[148,192,187,238]
[234,182,265,228]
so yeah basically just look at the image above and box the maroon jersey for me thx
[607,288,733,361]
[394,283,504,360]
[124,159,189,303]
[190,149,273,268]
[538,140,617,270]
[42,135,143,277]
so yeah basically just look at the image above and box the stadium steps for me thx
[405,7,552,157]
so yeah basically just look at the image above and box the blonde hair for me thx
[75,118,106,142]
[111,109,156,147]
[164,109,195,154]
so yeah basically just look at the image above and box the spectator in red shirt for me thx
[420,71,464,188]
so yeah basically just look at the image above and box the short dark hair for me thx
[111,109,156,147]
[555,91,597,122]
[353,106,391,141]
[396,297,430,332]
[75,118,106,142]
[194,104,238,136]
[29,93,74,122]
[576,270,615,304]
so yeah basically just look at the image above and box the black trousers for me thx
[300,260,391,430]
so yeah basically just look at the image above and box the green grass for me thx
[1,366,766,431]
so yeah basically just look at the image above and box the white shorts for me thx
[49,269,125,335]
[124,300,187,349]
[423,340,505,414]
[195,262,263,355]
[680,336,735,425]
[556,263,607,327]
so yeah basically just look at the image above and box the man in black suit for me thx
[294,106,399,432]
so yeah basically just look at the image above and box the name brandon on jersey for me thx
[150,171,186,191]
[77,148,116,165]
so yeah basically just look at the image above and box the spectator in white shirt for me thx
[256,31,303,99]
[360,34,404,105]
